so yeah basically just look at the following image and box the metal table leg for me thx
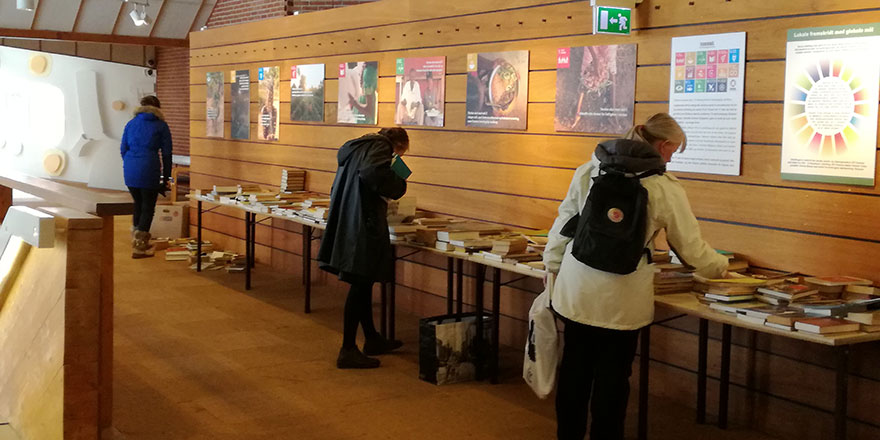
[455,258,464,317]
[719,324,732,429]
[380,283,387,338]
[697,318,709,424]
[446,257,454,315]
[638,325,651,440]
[249,213,256,268]
[835,346,850,440]
[490,267,501,384]
[303,225,312,314]
[389,246,397,340]
[474,264,486,381]
[244,212,252,290]
[196,200,202,272]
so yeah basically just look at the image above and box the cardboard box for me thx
[150,202,189,239]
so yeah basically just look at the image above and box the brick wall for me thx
[156,47,190,156]
[286,0,377,14]
[207,0,287,27]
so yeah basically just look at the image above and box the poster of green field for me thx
[290,64,325,122]
[206,72,224,137]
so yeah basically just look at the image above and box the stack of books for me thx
[755,282,819,305]
[297,198,331,223]
[694,274,765,303]
[845,310,880,332]
[388,224,419,241]
[280,169,306,193]
[654,263,695,295]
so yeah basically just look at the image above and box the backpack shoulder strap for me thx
[636,169,665,180]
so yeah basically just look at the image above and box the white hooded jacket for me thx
[543,138,728,330]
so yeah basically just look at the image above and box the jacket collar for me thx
[134,105,165,121]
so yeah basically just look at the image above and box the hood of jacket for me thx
[595,138,666,173]
[337,133,389,165]
[134,105,165,121]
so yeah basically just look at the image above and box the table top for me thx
[655,293,880,346]
[0,169,133,216]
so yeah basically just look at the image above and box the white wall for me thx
[0,46,156,190]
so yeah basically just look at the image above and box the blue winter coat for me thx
[121,106,173,189]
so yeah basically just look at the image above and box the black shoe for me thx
[337,347,380,369]
[363,337,403,356]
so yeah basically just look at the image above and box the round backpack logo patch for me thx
[607,208,624,223]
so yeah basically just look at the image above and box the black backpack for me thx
[560,165,663,275]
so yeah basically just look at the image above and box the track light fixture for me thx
[124,0,151,27]
[16,0,36,12]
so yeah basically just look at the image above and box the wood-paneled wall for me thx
[189,1,880,439]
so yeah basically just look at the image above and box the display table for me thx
[651,293,880,440]
[189,195,545,383]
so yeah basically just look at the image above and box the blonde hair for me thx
[623,113,687,153]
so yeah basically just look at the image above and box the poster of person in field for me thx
[465,50,529,130]
[394,57,446,127]
[290,64,325,122]
[337,61,378,125]
[206,72,224,137]
[257,66,280,141]
[555,44,637,134]
[230,69,250,140]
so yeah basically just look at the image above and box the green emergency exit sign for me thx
[594,6,631,35]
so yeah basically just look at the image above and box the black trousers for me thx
[556,318,641,440]
[342,278,380,349]
[128,187,160,232]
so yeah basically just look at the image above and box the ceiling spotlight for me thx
[129,3,151,27]
[16,0,36,12]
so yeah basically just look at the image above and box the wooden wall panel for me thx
[190,1,880,439]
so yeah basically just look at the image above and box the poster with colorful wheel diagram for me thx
[781,23,880,186]
[465,50,529,130]
[206,72,224,137]
[290,64,325,122]
[337,61,378,125]
[555,44,636,134]
[230,69,250,140]
[668,32,746,176]
[257,67,280,141]
[395,57,446,127]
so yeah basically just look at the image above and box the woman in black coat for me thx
[318,127,409,369]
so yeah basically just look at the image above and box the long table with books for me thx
[650,288,880,440]
[187,189,549,384]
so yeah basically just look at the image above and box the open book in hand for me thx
[391,154,412,180]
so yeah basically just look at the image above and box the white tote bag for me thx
[522,274,562,399]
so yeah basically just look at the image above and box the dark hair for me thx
[140,95,161,108]
[379,127,409,153]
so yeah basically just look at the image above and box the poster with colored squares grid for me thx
[781,23,880,186]
[668,32,746,176]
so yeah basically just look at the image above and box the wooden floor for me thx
[111,216,780,440]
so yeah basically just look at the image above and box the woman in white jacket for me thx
[544,113,728,440]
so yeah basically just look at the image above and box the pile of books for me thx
[280,169,306,193]
[654,263,695,295]
[165,239,213,262]
[694,274,766,303]
[297,198,331,223]
[479,237,542,265]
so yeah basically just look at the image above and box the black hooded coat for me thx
[317,133,407,283]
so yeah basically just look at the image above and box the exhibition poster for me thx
[230,69,250,140]
[395,57,446,127]
[257,66,280,141]
[555,44,636,134]
[781,23,880,186]
[465,50,529,130]
[290,64,325,122]
[337,61,378,125]
[668,32,746,175]
[206,71,224,138]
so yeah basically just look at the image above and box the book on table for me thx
[704,293,756,302]
[756,283,819,301]
[736,313,766,326]
[765,310,810,327]
[437,230,481,242]
[708,301,765,314]
[765,322,795,332]
[793,317,860,334]
[845,310,880,325]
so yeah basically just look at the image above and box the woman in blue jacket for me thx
[121,95,172,258]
